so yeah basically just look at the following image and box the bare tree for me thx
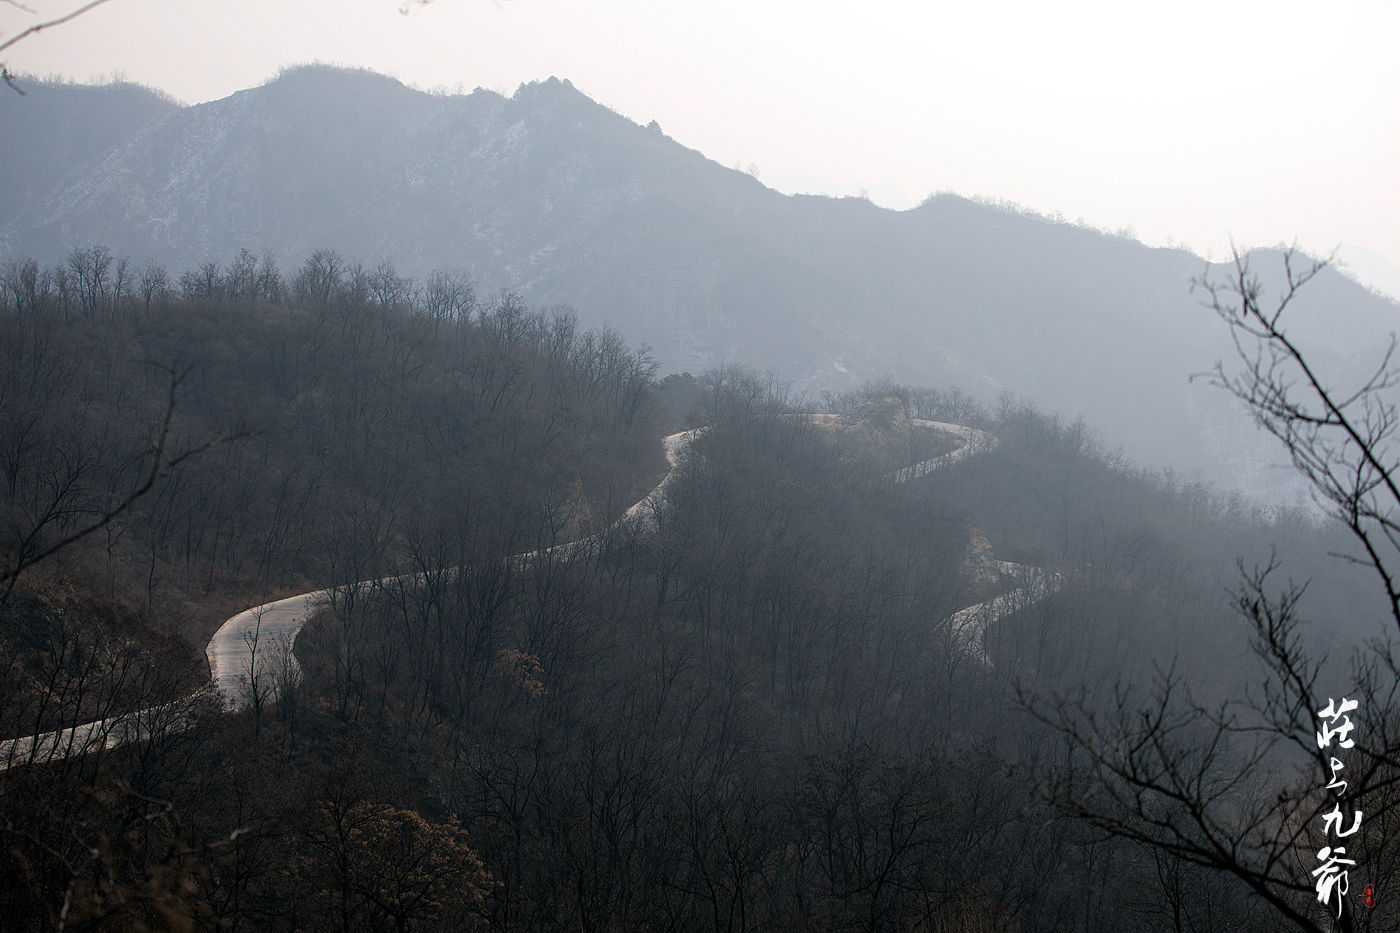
[0,362,249,597]
[255,251,285,304]
[65,245,112,319]
[270,629,302,725]
[224,248,258,306]
[1026,248,1400,932]
[0,0,116,93]
[138,259,169,311]
[419,268,473,323]
[1,257,49,313]
[293,248,345,312]
[179,260,223,302]
[240,603,274,734]
[1197,248,1400,638]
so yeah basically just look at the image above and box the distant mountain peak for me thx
[3,67,1395,498]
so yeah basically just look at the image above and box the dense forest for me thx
[0,247,1396,931]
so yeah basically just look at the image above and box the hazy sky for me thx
[4,0,1398,277]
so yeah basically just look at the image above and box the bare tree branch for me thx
[0,362,254,591]
[1023,249,1400,932]
[0,0,113,56]
[1193,246,1400,638]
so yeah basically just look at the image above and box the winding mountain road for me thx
[1,417,1054,770]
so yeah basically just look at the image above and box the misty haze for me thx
[1,6,1398,931]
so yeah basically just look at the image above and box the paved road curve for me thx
[2,417,1046,770]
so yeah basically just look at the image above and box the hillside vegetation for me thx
[2,245,1395,930]
[6,68,1399,500]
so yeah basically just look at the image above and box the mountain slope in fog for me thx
[3,65,1396,493]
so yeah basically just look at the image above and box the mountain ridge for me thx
[3,64,1395,495]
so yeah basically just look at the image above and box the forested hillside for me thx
[5,68,1398,499]
[2,246,1395,931]
[0,246,660,749]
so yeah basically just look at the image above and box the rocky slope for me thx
[4,65,1396,495]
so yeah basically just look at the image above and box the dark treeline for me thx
[0,244,659,761]
[0,248,1394,931]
